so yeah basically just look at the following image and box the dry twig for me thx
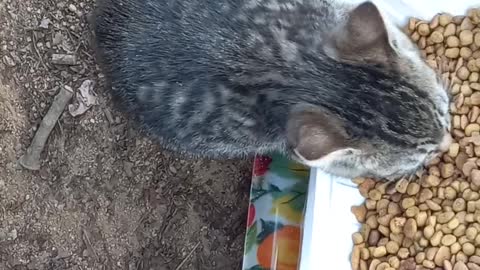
[19,86,74,170]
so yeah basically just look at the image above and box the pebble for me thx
[68,4,77,13]
[123,161,133,178]
[39,18,50,29]
[0,230,6,241]
[3,55,15,67]
[8,229,17,240]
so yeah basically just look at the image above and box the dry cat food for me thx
[351,8,480,270]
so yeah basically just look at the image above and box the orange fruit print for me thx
[256,225,301,270]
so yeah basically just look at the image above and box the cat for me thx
[94,0,451,180]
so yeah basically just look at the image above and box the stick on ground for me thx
[19,86,74,170]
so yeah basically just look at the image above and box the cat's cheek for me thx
[294,148,366,179]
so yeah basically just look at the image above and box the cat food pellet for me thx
[372,246,387,258]
[460,47,473,58]
[434,246,451,266]
[449,143,460,157]
[454,261,469,270]
[422,260,435,269]
[468,59,480,71]
[368,189,382,200]
[407,182,420,195]
[439,14,453,26]
[460,30,474,45]
[430,231,443,246]
[465,123,480,136]
[451,242,462,254]
[461,18,475,30]
[430,31,444,43]
[447,36,461,47]
[471,169,480,185]
[475,32,480,46]
[351,245,362,270]
[468,263,480,270]
[408,18,418,31]
[395,179,408,193]
[385,241,399,254]
[463,242,475,256]
[353,232,364,244]
[440,163,455,178]
[352,205,367,222]
[442,234,457,246]
[458,66,471,80]
[471,92,480,105]
[446,47,460,58]
[401,197,416,209]
[471,256,480,265]
[445,23,457,37]
[418,23,431,36]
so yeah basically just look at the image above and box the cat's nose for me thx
[439,132,452,152]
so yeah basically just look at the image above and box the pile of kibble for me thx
[351,9,480,270]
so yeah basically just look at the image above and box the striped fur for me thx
[94,0,450,179]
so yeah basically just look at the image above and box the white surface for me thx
[299,1,479,270]
[299,169,364,270]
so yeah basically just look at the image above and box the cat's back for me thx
[94,0,347,74]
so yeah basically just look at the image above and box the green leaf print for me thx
[269,181,307,223]
[290,181,308,193]
[245,221,258,254]
[268,184,281,193]
[257,219,284,244]
[283,191,306,212]
[250,184,284,203]
[251,186,269,202]
[270,181,307,203]
[268,154,310,182]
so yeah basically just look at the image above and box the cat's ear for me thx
[324,1,394,65]
[286,108,355,165]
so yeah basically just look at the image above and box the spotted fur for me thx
[94,0,451,180]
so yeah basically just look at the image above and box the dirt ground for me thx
[0,0,252,269]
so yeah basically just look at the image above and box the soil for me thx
[0,0,252,269]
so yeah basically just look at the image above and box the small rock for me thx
[169,164,177,174]
[123,161,133,178]
[39,18,51,29]
[8,229,17,240]
[0,229,6,241]
[55,249,70,259]
[68,4,77,13]
[51,54,77,65]
[2,55,15,67]
[104,109,114,124]
[52,32,63,45]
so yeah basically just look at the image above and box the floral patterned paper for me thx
[242,154,310,270]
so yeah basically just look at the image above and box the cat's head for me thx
[286,1,451,180]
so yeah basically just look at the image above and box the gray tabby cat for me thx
[94,0,452,180]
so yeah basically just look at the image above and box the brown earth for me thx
[0,0,252,269]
